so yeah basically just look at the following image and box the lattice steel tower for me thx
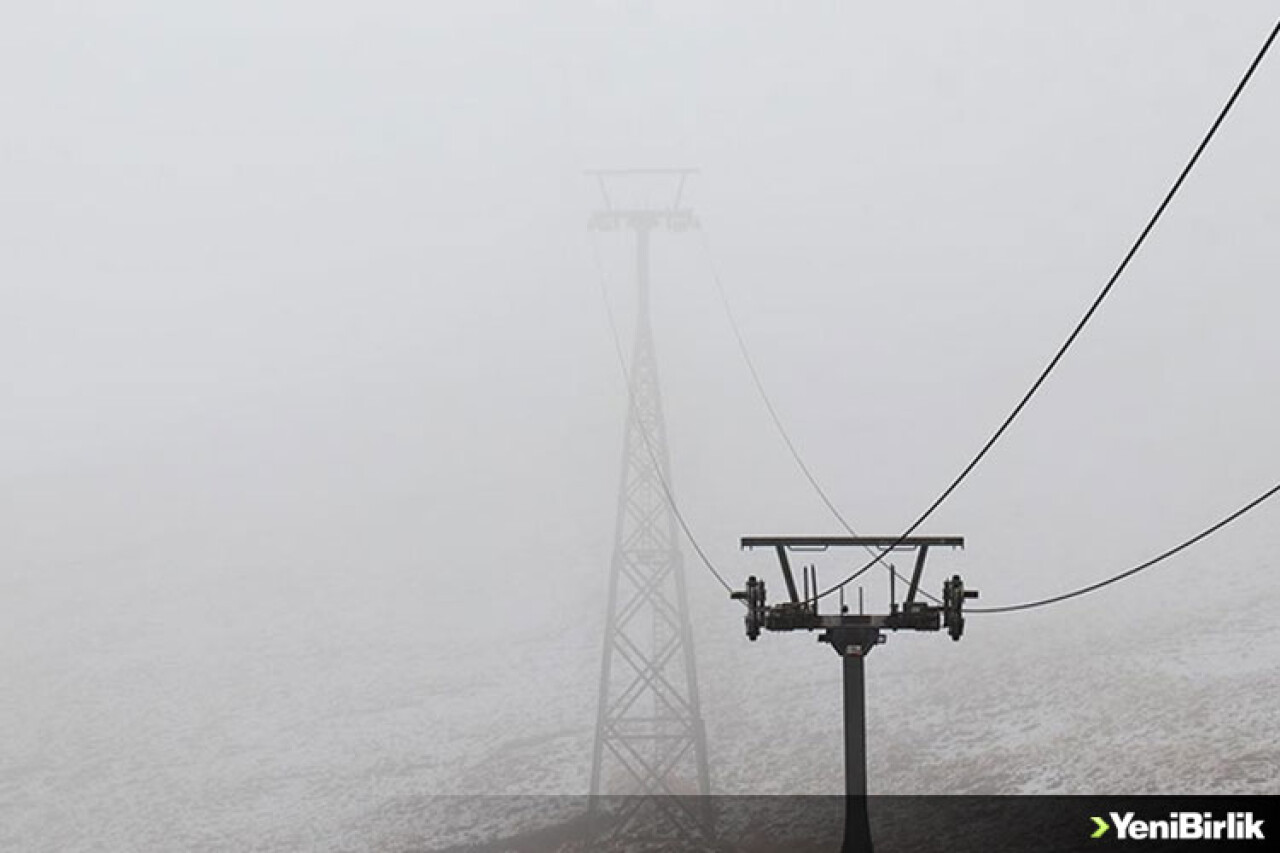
[588,169,711,814]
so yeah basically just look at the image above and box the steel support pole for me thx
[842,647,873,853]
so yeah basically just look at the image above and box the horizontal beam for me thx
[741,536,964,550]
[765,608,942,633]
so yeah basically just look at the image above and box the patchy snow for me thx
[4,545,1276,852]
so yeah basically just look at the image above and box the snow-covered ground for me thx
[4,531,1276,852]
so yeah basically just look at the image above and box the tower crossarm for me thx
[733,535,977,647]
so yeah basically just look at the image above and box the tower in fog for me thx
[588,170,711,820]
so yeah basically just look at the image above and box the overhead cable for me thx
[697,228,938,602]
[814,15,1280,604]
[589,234,736,594]
[971,480,1280,613]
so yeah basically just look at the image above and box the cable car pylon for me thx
[733,535,978,852]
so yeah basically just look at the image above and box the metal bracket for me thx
[732,535,977,650]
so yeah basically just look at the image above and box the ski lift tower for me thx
[734,536,978,853]
[587,169,711,838]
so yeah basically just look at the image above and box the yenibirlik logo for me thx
[1091,812,1265,841]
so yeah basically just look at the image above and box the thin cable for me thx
[589,233,736,594]
[815,15,1280,604]
[696,228,938,603]
[971,481,1280,613]
[699,229,869,538]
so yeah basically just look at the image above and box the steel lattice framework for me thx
[588,170,710,837]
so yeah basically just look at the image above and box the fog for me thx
[4,2,1279,850]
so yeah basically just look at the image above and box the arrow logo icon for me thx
[1091,816,1111,838]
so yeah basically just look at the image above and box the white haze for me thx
[3,2,1279,850]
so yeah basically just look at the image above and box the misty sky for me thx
[7,0,1278,619]
[3,0,1279,826]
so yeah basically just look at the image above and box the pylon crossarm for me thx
[767,608,942,633]
[740,535,964,550]
[732,534,978,646]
